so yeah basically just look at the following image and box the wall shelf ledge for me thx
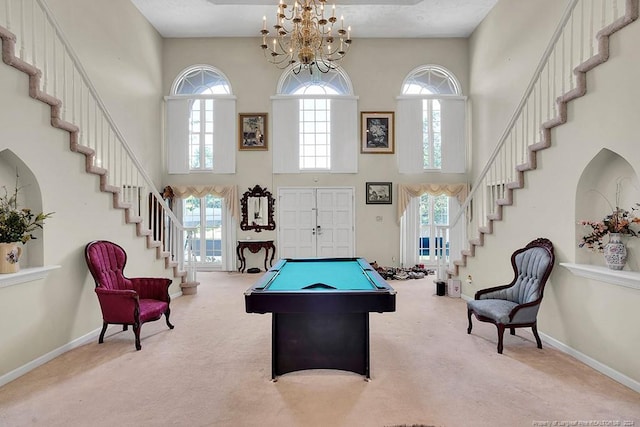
[0,265,61,289]
[560,263,640,290]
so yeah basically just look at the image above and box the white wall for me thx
[46,0,165,184]
[466,0,640,385]
[0,0,169,379]
[162,37,470,267]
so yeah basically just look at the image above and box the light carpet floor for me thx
[0,272,638,427]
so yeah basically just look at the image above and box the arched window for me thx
[397,65,466,173]
[278,67,353,96]
[172,65,231,95]
[272,67,358,173]
[166,65,236,174]
[402,65,461,95]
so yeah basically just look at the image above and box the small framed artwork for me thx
[361,111,394,154]
[239,113,268,151]
[366,182,393,205]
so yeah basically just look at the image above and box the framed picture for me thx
[361,111,394,154]
[366,182,392,205]
[239,113,268,151]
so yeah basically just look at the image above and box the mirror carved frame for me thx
[240,185,276,232]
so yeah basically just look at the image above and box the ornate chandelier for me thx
[260,0,352,74]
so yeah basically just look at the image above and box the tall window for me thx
[272,66,357,173]
[167,65,235,174]
[423,100,441,169]
[397,65,465,174]
[419,193,450,264]
[189,99,214,170]
[183,194,223,269]
[299,98,331,170]
[291,79,340,170]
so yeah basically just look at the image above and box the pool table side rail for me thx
[245,291,396,314]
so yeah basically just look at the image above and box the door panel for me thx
[278,189,316,258]
[278,188,354,258]
[316,188,354,257]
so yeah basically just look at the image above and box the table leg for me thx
[268,243,276,269]
[237,245,246,273]
[263,246,270,272]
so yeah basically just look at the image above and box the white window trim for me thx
[164,95,237,175]
[396,95,467,174]
[400,195,464,268]
[271,94,359,174]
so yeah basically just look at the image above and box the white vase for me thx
[0,242,22,274]
[603,233,627,270]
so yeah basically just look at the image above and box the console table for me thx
[237,240,276,273]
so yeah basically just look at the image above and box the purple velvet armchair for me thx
[84,240,174,350]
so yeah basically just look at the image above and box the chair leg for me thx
[467,309,473,334]
[532,323,543,349]
[165,309,175,330]
[133,322,142,351]
[510,327,515,335]
[99,322,108,344]
[496,324,505,354]
[123,325,128,331]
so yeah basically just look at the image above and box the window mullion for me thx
[428,100,435,170]
[200,101,207,169]
[429,197,436,256]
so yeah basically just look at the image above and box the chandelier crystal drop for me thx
[260,0,352,74]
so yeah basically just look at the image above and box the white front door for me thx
[278,187,355,258]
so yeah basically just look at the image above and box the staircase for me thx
[0,0,186,282]
[446,0,639,277]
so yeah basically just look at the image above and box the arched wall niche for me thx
[575,148,640,269]
[0,149,45,268]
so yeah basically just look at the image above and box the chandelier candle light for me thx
[260,0,352,74]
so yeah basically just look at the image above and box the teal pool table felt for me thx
[265,259,379,291]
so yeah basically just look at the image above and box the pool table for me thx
[244,257,396,380]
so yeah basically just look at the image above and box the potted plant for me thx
[0,179,53,273]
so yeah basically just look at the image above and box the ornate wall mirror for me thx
[240,185,275,232]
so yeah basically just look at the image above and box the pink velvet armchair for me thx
[85,240,174,350]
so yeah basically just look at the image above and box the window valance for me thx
[397,183,468,222]
[169,185,239,221]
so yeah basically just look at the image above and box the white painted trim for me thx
[560,262,640,290]
[0,326,100,387]
[539,332,640,393]
[0,290,182,387]
[462,292,640,393]
[0,265,61,289]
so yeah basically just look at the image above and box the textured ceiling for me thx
[130,0,498,38]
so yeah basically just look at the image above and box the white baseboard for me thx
[1,293,183,388]
[539,332,640,393]
[0,326,102,388]
[3,297,638,394]
[462,292,640,393]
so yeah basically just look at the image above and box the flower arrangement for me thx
[579,206,640,252]
[0,179,53,244]
[578,179,640,252]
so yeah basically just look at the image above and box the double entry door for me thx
[277,187,355,258]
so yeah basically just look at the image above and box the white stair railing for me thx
[447,0,637,275]
[0,0,186,275]
[434,225,450,281]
